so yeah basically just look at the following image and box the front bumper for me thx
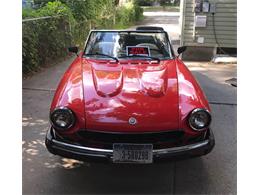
[45,128,215,163]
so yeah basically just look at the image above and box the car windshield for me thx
[84,31,173,60]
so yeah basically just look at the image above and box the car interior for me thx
[86,31,171,59]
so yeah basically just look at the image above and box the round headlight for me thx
[188,108,211,131]
[50,107,75,130]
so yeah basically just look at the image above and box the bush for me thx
[22,21,40,74]
[23,1,75,74]
[133,0,144,21]
[22,0,143,75]
[115,1,143,28]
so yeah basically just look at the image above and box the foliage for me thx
[22,21,40,73]
[33,0,50,7]
[61,0,91,21]
[133,0,144,21]
[173,0,180,6]
[22,8,38,18]
[23,1,75,74]
[88,0,116,28]
[115,1,143,29]
[22,0,143,75]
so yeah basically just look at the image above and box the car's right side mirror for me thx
[68,46,79,56]
[177,46,187,55]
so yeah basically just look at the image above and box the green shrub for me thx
[22,21,40,74]
[22,8,38,19]
[22,0,143,75]
[22,1,75,75]
[115,0,143,28]
[133,0,144,21]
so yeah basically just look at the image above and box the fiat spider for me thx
[45,27,215,163]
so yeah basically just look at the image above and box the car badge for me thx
[128,117,137,125]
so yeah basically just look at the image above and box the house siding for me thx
[181,0,237,48]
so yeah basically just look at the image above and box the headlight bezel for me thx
[50,107,76,130]
[188,108,211,131]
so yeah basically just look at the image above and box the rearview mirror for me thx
[177,46,187,55]
[68,46,79,55]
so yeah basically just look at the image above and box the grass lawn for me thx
[141,6,180,12]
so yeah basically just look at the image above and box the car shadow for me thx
[50,161,175,194]
[174,157,214,194]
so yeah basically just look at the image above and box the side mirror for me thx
[177,46,187,55]
[68,46,79,56]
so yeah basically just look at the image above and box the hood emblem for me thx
[129,117,137,125]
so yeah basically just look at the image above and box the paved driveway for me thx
[23,12,236,195]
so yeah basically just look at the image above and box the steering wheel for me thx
[136,43,158,50]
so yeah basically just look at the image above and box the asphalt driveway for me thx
[22,11,237,195]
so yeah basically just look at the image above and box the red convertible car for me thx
[45,27,215,163]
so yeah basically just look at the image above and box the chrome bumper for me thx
[45,128,215,162]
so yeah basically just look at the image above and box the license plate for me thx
[113,143,153,164]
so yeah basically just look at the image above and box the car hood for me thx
[82,59,179,132]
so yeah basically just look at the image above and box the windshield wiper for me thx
[120,54,160,63]
[84,52,119,62]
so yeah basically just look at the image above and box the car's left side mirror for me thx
[177,46,187,55]
[68,46,79,56]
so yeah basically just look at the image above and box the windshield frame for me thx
[82,30,175,60]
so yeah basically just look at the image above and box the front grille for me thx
[76,130,185,149]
